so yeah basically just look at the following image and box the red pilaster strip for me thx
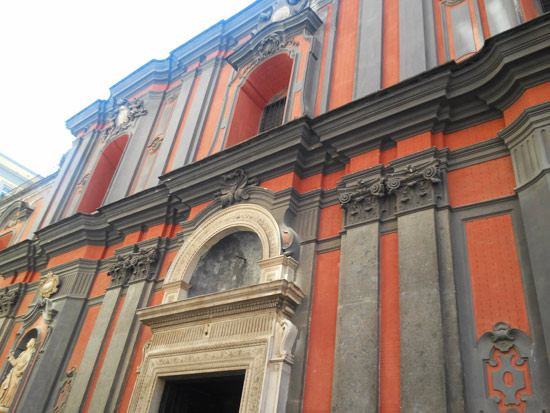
[379,232,400,413]
[383,0,400,87]
[303,250,341,412]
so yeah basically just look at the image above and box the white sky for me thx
[0,0,255,177]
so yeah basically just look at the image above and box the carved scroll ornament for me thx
[215,169,259,208]
[0,287,20,318]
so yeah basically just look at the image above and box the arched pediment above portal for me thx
[163,203,298,303]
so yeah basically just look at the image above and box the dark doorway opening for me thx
[159,370,245,413]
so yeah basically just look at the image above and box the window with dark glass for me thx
[259,96,286,133]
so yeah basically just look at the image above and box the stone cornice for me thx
[137,279,304,329]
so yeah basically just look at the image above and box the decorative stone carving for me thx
[107,247,159,288]
[386,160,441,213]
[254,0,309,35]
[146,135,163,154]
[53,367,76,413]
[215,168,259,208]
[39,272,60,298]
[478,322,537,411]
[163,204,285,302]
[129,280,304,413]
[0,338,36,411]
[103,98,147,138]
[253,33,299,64]
[0,287,20,318]
[75,174,89,194]
[339,159,444,226]
[339,177,386,225]
[2,202,34,230]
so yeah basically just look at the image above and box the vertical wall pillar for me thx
[332,167,385,411]
[17,260,98,412]
[397,209,447,411]
[88,239,163,412]
[331,222,380,411]
[499,102,550,362]
[354,0,383,98]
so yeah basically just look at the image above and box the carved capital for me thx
[0,286,21,318]
[386,160,441,214]
[339,176,385,226]
[215,169,259,208]
[108,247,159,288]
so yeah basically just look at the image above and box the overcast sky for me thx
[0,0,254,177]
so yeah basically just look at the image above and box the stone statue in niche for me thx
[0,338,36,411]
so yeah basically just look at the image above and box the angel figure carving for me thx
[0,338,36,410]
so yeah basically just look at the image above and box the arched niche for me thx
[163,204,298,304]
[76,133,129,214]
[226,53,293,147]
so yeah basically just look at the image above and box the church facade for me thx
[0,0,549,411]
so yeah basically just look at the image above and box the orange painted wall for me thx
[443,118,505,150]
[329,0,359,109]
[47,245,104,268]
[66,305,101,369]
[158,249,178,281]
[503,82,550,126]
[315,4,332,116]
[118,290,163,412]
[383,0,400,87]
[447,157,516,207]
[465,214,529,338]
[196,64,233,161]
[302,250,340,412]
[83,296,125,412]
[379,233,400,413]
[0,323,21,365]
[318,205,342,239]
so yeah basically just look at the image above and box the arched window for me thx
[226,53,293,148]
[77,134,129,214]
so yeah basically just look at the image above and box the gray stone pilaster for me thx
[331,222,380,411]
[398,208,447,412]
[399,0,438,81]
[63,287,122,412]
[17,262,97,412]
[354,0,383,98]
[435,209,464,412]
[88,279,154,412]
[149,70,197,182]
[319,0,340,114]
[170,58,223,169]
[103,93,164,204]
[499,102,550,363]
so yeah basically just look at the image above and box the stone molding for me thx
[163,204,298,303]
[499,102,550,190]
[129,280,304,412]
[339,150,447,226]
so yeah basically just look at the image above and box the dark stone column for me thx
[499,102,550,363]
[88,239,163,412]
[354,0,383,98]
[331,167,384,411]
[17,260,97,412]
[387,150,449,412]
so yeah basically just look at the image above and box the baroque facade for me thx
[0,0,549,411]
